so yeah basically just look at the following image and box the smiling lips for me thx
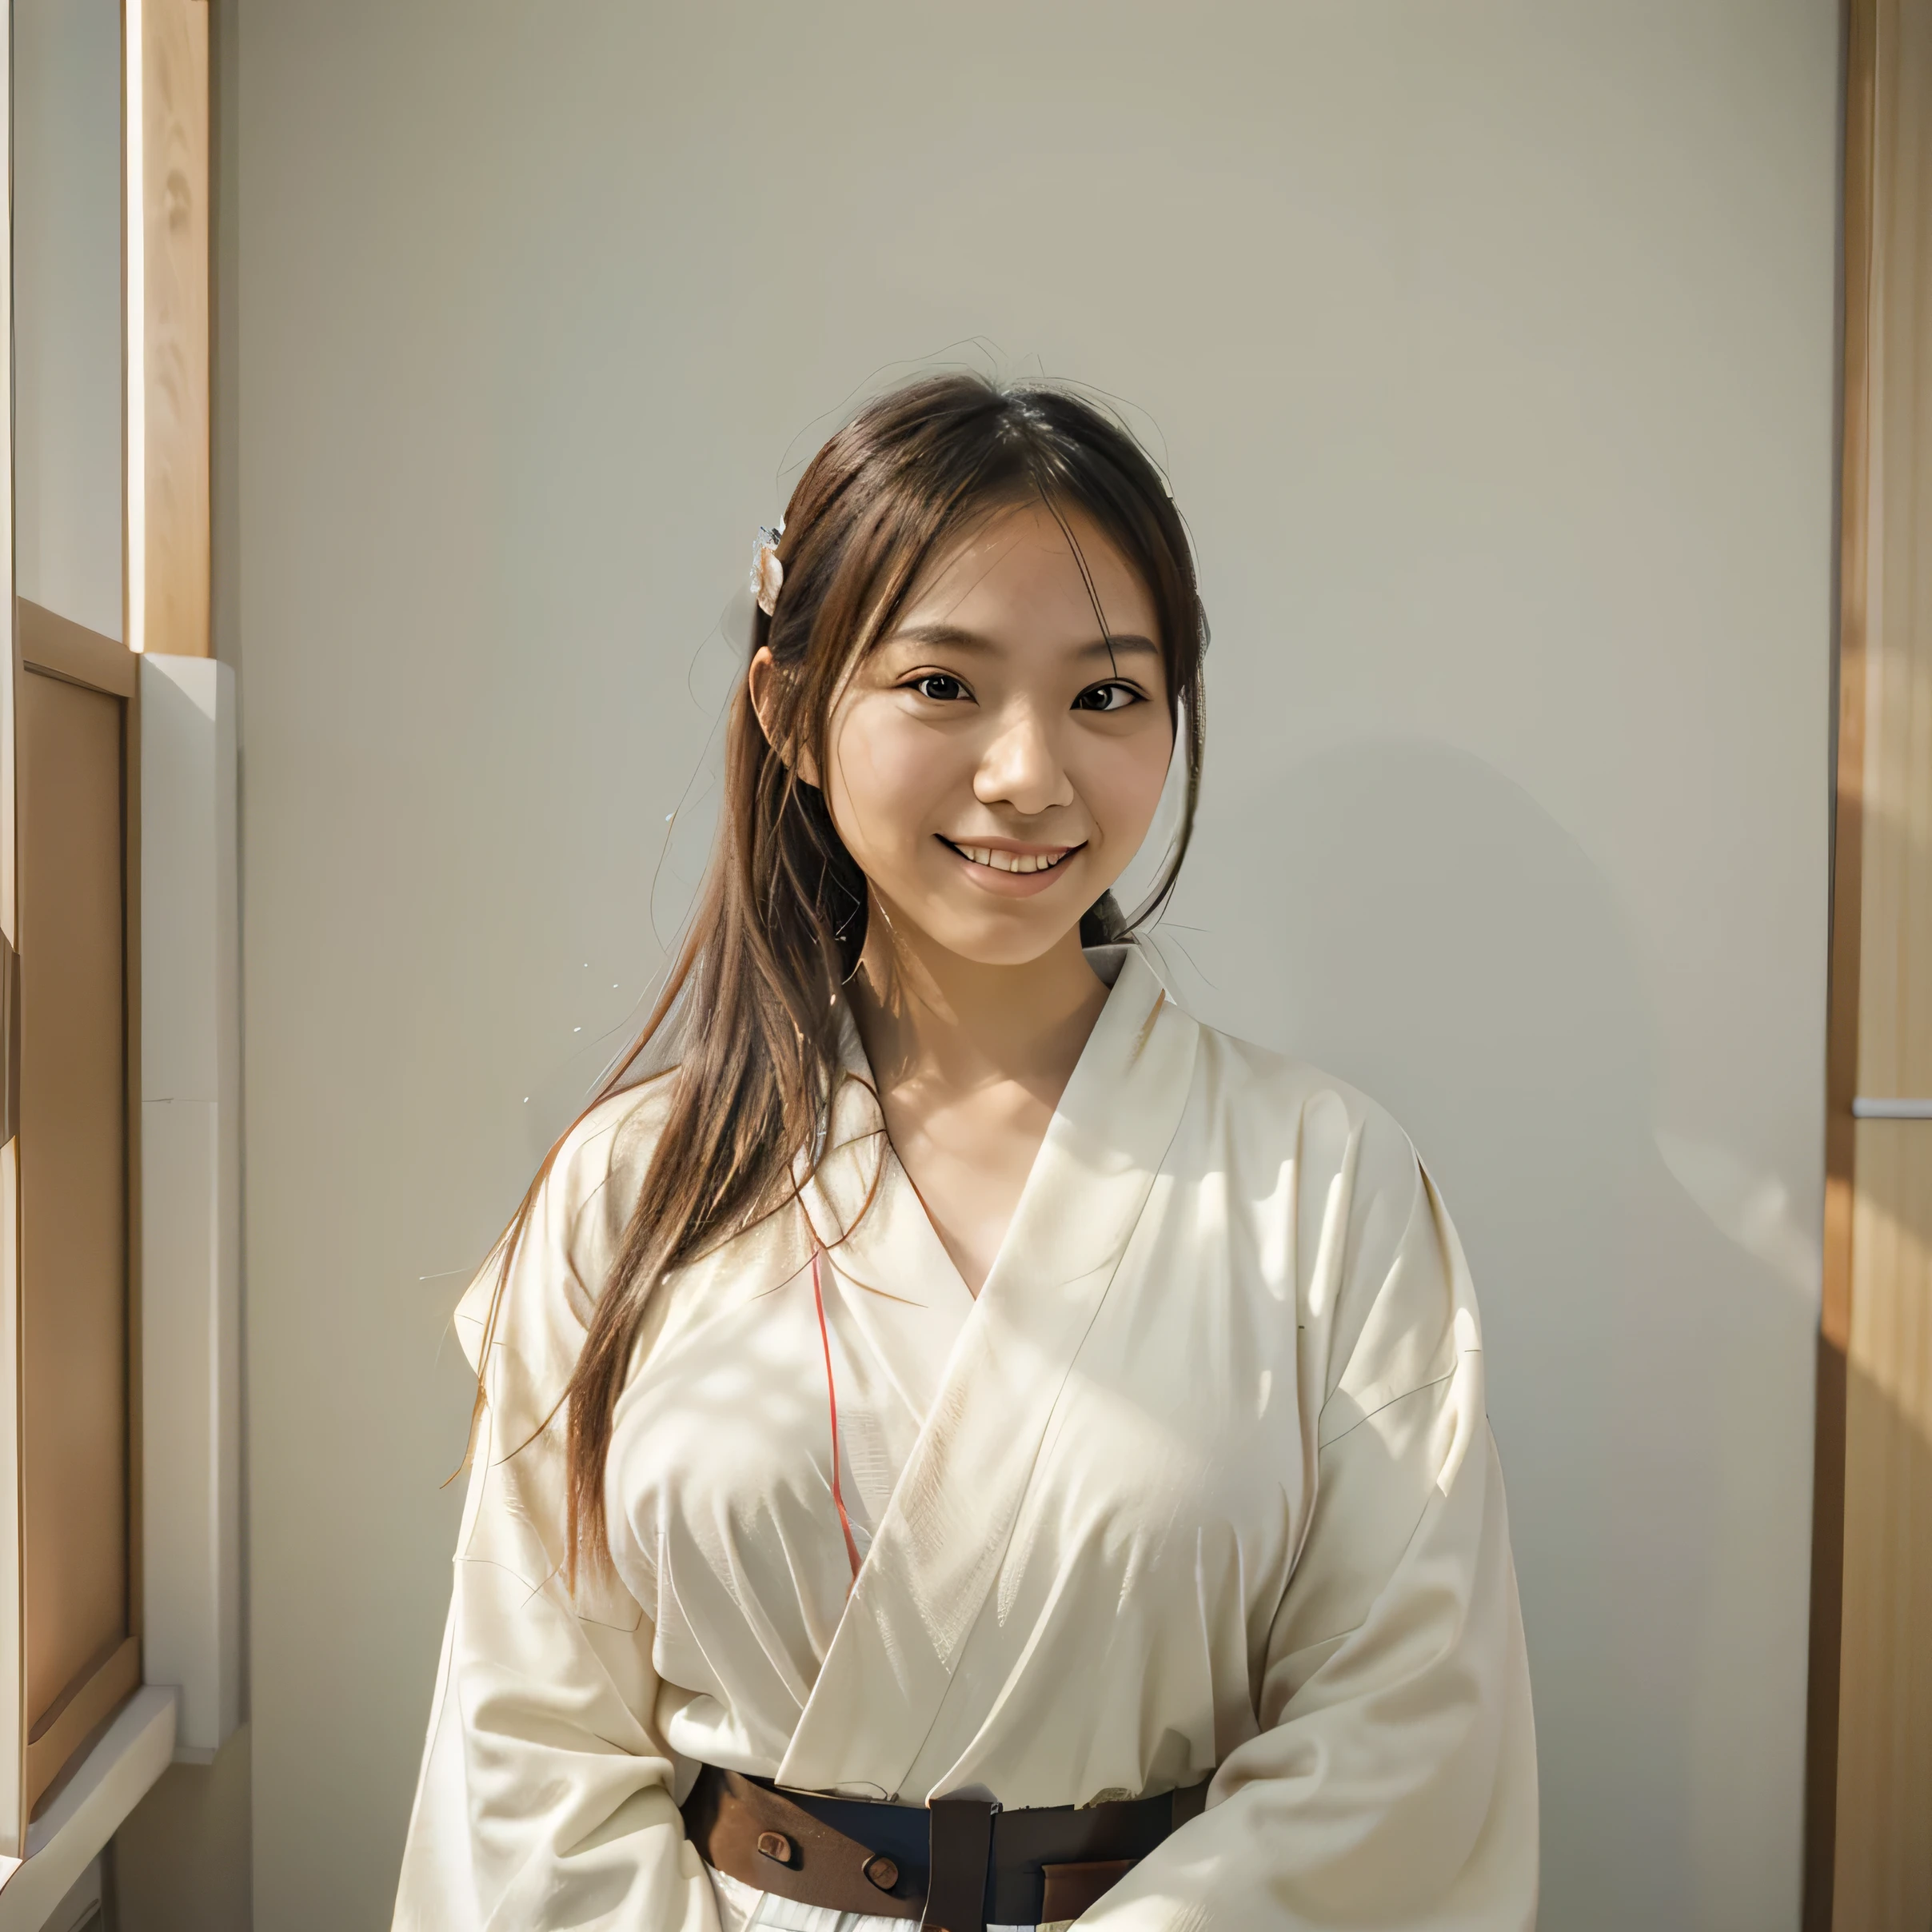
[940,836,1080,876]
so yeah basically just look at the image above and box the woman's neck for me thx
[845,900,1112,1295]
[848,901,1108,1115]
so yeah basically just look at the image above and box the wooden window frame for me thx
[9,601,143,1844]
[0,0,211,1888]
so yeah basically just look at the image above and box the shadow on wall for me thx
[1172,739,1816,1932]
[110,1721,253,1930]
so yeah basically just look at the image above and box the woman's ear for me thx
[747,647,820,785]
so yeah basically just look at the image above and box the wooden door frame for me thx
[1804,0,1930,1922]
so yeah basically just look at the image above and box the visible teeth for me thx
[958,843,1063,873]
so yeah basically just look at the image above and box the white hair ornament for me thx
[751,521,785,617]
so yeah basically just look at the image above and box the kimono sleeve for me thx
[393,1094,720,1932]
[1087,1103,1538,1930]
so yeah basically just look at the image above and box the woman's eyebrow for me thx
[887,621,998,653]
[1074,633,1160,661]
[887,622,1161,660]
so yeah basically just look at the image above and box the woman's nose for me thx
[974,705,1075,816]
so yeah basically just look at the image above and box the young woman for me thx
[394,377,1537,1932]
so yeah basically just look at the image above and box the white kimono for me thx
[395,948,1538,1930]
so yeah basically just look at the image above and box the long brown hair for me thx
[480,373,1209,1574]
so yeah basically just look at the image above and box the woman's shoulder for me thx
[1184,1017,1477,1369]
[1120,946,1414,1167]
[562,1072,681,1212]
[1191,1019,1417,1159]
[452,1076,679,1369]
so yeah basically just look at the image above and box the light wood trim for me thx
[1802,0,1876,1914]
[1854,6,1932,1106]
[1834,1124,1932,1928]
[126,664,145,1699]
[132,0,210,657]
[1810,1,1932,1926]
[18,601,138,701]
[22,1635,138,1818]
[0,1138,21,1861]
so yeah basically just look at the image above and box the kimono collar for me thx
[780,940,1200,1799]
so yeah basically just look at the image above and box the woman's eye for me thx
[910,674,967,702]
[1073,682,1141,713]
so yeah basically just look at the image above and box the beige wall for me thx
[232,4,1838,1927]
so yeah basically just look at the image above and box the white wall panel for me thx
[12,0,122,641]
[140,657,242,1762]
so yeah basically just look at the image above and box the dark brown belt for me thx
[681,1763,1209,1930]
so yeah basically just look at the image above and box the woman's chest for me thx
[606,1218,1309,1646]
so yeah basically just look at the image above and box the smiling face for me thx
[811,498,1175,970]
